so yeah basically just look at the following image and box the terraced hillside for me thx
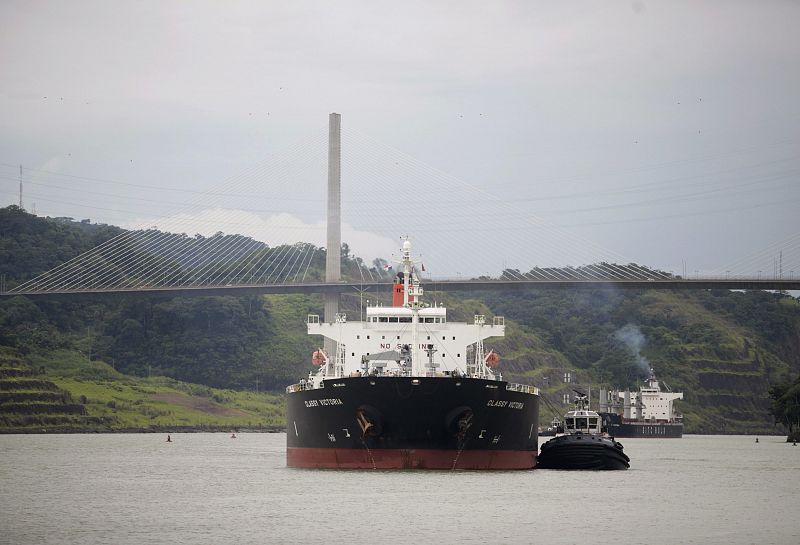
[0,359,107,430]
[477,289,800,434]
[0,349,285,433]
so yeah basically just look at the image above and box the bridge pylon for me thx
[324,113,342,356]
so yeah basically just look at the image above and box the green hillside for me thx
[0,347,284,432]
[2,205,799,434]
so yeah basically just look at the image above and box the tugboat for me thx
[285,239,540,469]
[597,368,684,438]
[537,393,630,470]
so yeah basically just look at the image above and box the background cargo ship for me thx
[285,239,540,469]
[598,369,684,438]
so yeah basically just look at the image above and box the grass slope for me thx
[0,349,285,432]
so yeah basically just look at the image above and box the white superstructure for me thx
[563,395,603,435]
[301,239,511,389]
[628,371,683,422]
[600,369,683,422]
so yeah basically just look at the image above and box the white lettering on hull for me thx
[486,399,524,409]
[305,398,344,408]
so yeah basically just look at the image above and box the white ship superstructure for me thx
[303,239,508,388]
[626,371,683,422]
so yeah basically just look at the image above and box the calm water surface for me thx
[0,433,797,545]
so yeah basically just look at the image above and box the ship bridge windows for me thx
[374,316,414,323]
[575,418,588,429]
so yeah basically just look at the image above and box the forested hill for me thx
[2,205,799,434]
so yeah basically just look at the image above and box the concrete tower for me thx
[324,113,341,355]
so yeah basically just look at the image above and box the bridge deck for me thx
[3,278,798,299]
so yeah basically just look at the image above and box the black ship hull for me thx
[286,376,539,469]
[537,434,630,470]
[599,412,683,438]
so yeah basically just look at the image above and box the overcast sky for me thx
[1,1,799,278]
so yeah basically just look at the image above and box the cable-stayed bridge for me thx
[3,113,800,299]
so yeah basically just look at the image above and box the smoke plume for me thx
[613,324,651,377]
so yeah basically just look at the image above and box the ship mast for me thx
[474,315,486,378]
[400,239,424,376]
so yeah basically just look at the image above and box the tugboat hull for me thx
[537,434,630,470]
[286,376,539,470]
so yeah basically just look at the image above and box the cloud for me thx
[125,207,395,262]
[36,156,64,172]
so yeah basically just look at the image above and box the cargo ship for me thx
[597,369,683,438]
[285,239,540,469]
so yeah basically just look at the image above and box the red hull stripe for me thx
[287,447,537,470]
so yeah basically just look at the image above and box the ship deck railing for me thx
[286,382,319,393]
[286,379,539,395]
[506,382,539,395]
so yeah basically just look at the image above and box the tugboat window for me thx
[576,418,588,429]
[389,317,399,323]
[589,418,598,427]
[399,317,412,323]
[379,317,388,323]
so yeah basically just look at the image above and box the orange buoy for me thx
[312,350,327,367]
[485,350,500,368]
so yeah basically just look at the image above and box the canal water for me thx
[0,433,797,545]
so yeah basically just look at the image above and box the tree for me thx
[769,375,800,441]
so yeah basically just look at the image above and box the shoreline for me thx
[0,428,788,436]
[0,425,285,434]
